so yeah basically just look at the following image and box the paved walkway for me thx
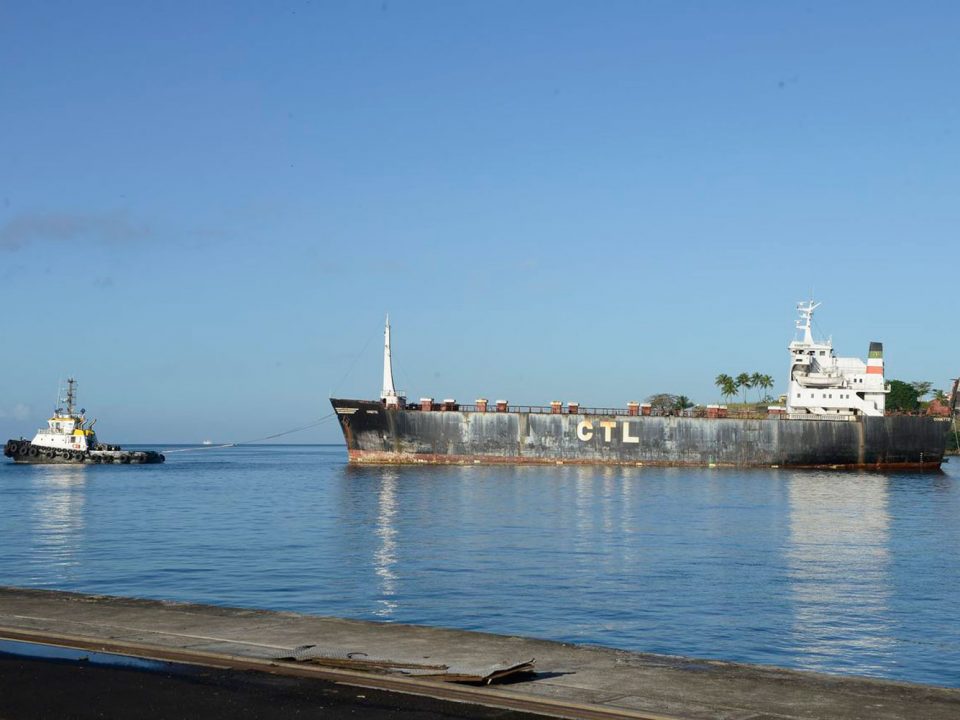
[0,652,551,720]
[1,587,958,720]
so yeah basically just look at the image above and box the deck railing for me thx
[418,404,651,416]
[401,404,859,421]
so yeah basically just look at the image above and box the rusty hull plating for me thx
[331,399,952,470]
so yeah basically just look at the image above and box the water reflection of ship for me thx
[373,471,398,617]
[31,467,88,579]
[787,474,892,673]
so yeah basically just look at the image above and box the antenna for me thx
[795,300,821,345]
[65,377,77,417]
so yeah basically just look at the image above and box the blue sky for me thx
[1,2,957,443]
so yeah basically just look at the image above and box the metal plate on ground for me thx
[273,644,535,684]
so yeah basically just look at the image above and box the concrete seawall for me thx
[2,587,959,720]
[333,400,951,468]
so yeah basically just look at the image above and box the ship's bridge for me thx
[48,416,77,433]
[32,378,99,450]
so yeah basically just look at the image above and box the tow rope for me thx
[161,413,336,454]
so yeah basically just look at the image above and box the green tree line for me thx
[714,372,775,405]
[888,380,954,413]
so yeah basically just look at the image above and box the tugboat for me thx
[3,378,164,465]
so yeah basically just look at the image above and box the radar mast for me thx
[64,378,77,418]
[796,300,821,345]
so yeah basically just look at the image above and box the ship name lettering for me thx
[575,420,640,444]
[576,420,594,441]
[599,421,617,442]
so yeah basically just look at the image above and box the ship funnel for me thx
[867,342,884,375]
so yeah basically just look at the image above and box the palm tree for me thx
[735,373,752,405]
[674,395,694,413]
[723,377,738,404]
[758,374,775,402]
[750,372,764,402]
[715,374,734,404]
[910,381,933,400]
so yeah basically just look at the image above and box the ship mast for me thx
[796,300,820,345]
[64,378,77,417]
[381,315,398,404]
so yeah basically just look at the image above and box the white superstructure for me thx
[31,378,99,452]
[786,302,889,417]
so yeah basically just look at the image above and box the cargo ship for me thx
[4,378,165,465]
[331,305,954,469]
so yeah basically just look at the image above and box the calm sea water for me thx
[1,445,958,687]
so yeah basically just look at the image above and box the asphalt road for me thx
[0,653,555,720]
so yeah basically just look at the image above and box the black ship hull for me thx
[331,399,952,469]
[4,439,165,465]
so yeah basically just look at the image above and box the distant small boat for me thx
[202,440,213,446]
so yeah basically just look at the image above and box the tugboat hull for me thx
[3,439,164,465]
